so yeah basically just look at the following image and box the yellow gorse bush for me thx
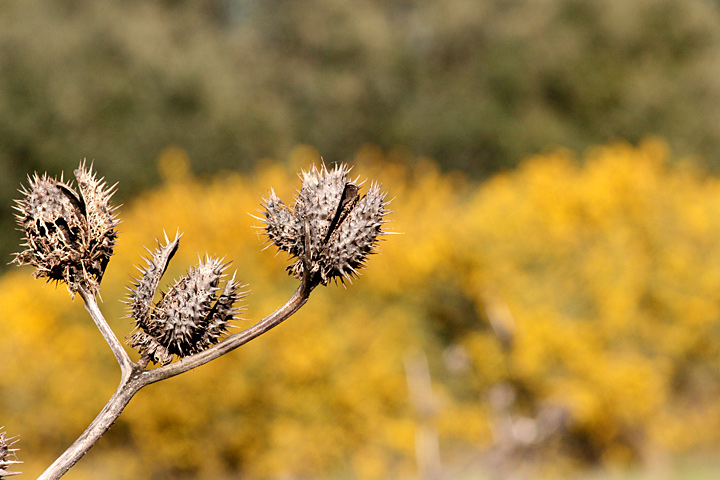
[462,140,720,460]
[2,140,720,478]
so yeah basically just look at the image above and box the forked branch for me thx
[37,274,315,480]
[9,161,390,480]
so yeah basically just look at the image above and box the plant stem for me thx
[37,278,315,480]
[35,367,143,480]
[141,277,314,384]
[79,288,133,373]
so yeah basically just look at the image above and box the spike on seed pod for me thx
[128,231,181,327]
[127,235,246,365]
[0,427,21,478]
[261,163,390,286]
[12,161,119,297]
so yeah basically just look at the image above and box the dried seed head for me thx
[0,428,21,478]
[261,163,390,285]
[12,160,119,297]
[127,234,246,365]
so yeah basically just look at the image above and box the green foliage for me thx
[3,0,720,265]
[3,141,720,478]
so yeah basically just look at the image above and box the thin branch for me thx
[78,287,134,374]
[141,275,315,385]
[37,278,315,480]
[35,367,144,480]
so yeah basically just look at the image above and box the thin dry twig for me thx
[37,274,315,480]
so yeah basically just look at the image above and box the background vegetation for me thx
[4,0,720,259]
[3,0,720,478]
[3,142,720,479]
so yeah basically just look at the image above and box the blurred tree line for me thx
[3,0,720,262]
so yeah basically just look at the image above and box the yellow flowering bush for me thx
[2,140,720,478]
[459,139,720,462]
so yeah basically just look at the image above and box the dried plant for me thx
[12,161,119,297]
[128,233,246,365]
[262,163,389,285]
[7,160,389,480]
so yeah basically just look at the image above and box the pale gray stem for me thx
[141,278,313,384]
[37,278,315,480]
[36,368,143,480]
[79,288,133,373]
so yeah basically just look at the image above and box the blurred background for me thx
[3,0,720,478]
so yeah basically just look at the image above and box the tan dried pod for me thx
[261,163,390,285]
[12,161,119,297]
[127,233,245,365]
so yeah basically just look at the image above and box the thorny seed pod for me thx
[12,161,119,297]
[127,232,245,365]
[0,428,20,478]
[261,163,390,285]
